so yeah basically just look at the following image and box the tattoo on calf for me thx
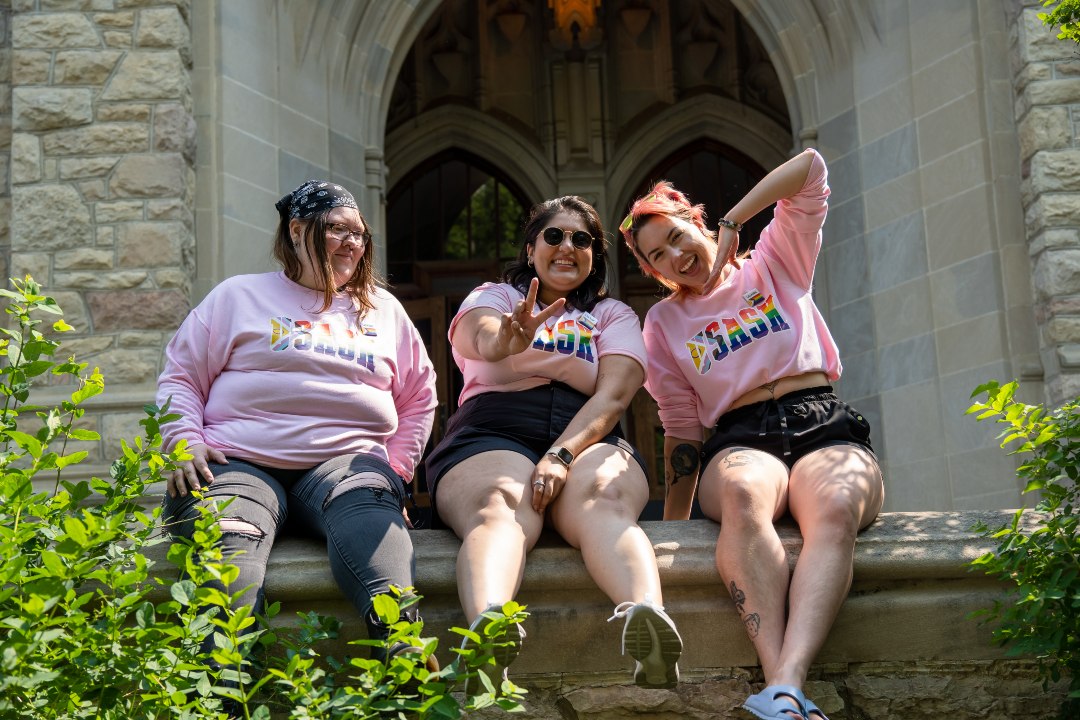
[668,443,699,488]
[743,612,761,638]
[730,581,759,638]
[729,580,746,614]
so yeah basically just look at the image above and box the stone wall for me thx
[145,511,1066,720]
[1,0,10,284]
[1011,0,1080,406]
[8,0,195,467]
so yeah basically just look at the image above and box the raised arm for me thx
[724,148,816,228]
[531,353,644,513]
[452,278,566,362]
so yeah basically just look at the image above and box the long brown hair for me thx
[272,209,384,317]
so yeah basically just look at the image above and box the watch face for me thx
[554,447,574,465]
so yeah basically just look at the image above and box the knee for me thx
[717,475,777,522]
[801,495,862,542]
[219,517,265,539]
[474,485,522,524]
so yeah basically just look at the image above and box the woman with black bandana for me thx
[157,180,438,667]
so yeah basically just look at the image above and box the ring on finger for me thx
[533,480,546,488]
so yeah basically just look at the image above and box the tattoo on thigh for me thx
[723,450,754,468]
[729,580,746,614]
[743,612,761,639]
[668,443,700,488]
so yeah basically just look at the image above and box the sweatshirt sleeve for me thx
[156,296,228,453]
[643,315,703,442]
[595,301,648,381]
[385,305,438,481]
[754,149,829,289]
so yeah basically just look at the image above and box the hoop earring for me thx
[527,256,534,267]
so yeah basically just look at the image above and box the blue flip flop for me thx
[742,684,807,720]
[803,696,829,720]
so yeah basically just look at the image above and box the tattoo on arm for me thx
[669,444,700,488]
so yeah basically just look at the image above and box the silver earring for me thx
[528,256,534,267]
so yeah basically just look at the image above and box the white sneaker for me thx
[607,595,682,689]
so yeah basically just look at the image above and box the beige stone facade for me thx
[2,2,1078,506]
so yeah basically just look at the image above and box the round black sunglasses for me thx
[541,226,594,249]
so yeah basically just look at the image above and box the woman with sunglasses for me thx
[157,180,438,674]
[620,150,883,720]
[425,195,682,688]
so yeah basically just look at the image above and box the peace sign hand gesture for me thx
[493,277,566,357]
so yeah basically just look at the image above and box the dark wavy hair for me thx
[503,196,609,312]
[272,208,384,317]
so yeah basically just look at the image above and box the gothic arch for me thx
[385,105,556,203]
[607,95,791,227]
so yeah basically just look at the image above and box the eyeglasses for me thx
[541,226,594,249]
[326,222,370,246]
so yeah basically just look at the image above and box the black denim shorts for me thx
[701,385,875,470]
[424,381,646,502]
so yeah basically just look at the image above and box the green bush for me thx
[967,380,1080,718]
[0,276,527,719]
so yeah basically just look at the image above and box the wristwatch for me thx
[546,446,575,467]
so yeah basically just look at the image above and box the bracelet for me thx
[716,217,743,232]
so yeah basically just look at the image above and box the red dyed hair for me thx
[620,181,715,293]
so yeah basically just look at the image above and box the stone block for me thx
[11,184,93,251]
[1047,316,1080,343]
[58,156,119,179]
[53,50,123,84]
[859,123,917,192]
[95,200,143,222]
[108,153,187,198]
[925,186,993,270]
[12,88,93,131]
[1026,193,1080,234]
[928,253,1002,328]
[93,11,135,28]
[49,290,90,332]
[829,298,875,356]
[10,252,54,286]
[921,142,987,203]
[866,211,927,292]
[13,13,100,49]
[863,171,920,232]
[54,248,115,270]
[824,238,870,308]
[101,409,154,457]
[43,123,149,155]
[76,179,106,201]
[12,50,51,83]
[1028,148,1080,191]
[101,50,187,101]
[1020,5,1073,63]
[1028,227,1080,256]
[86,287,188,330]
[117,221,183,267]
[916,91,983,162]
[54,270,148,289]
[1057,343,1080,368]
[877,332,938,392]
[103,30,132,48]
[1026,77,1080,106]
[11,132,41,184]
[60,335,114,359]
[912,43,977,117]
[118,330,164,347]
[872,276,932,345]
[936,312,1007,376]
[136,7,189,58]
[153,102,195,163]
[96,103,150,122]
[1033,248,1080,299]
[153,267,188,288]
[96,226,115,246]
[1017,106,1070,160]
[146,198,189,222]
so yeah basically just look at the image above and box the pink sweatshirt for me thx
[643,150,841,441]
[157,271,437,478]
[451,283,647,404]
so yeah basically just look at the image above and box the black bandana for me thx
[275,180,358,220]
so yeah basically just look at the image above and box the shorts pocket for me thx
[842,403,872,443]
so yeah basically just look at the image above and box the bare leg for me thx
[548,444,658,604]
[436,451,543,621]
[697,448,792,685]
[775,444,884,686]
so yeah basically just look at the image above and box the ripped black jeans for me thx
[161,452,416,646]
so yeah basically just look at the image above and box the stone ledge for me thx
[147,511,1020,676]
